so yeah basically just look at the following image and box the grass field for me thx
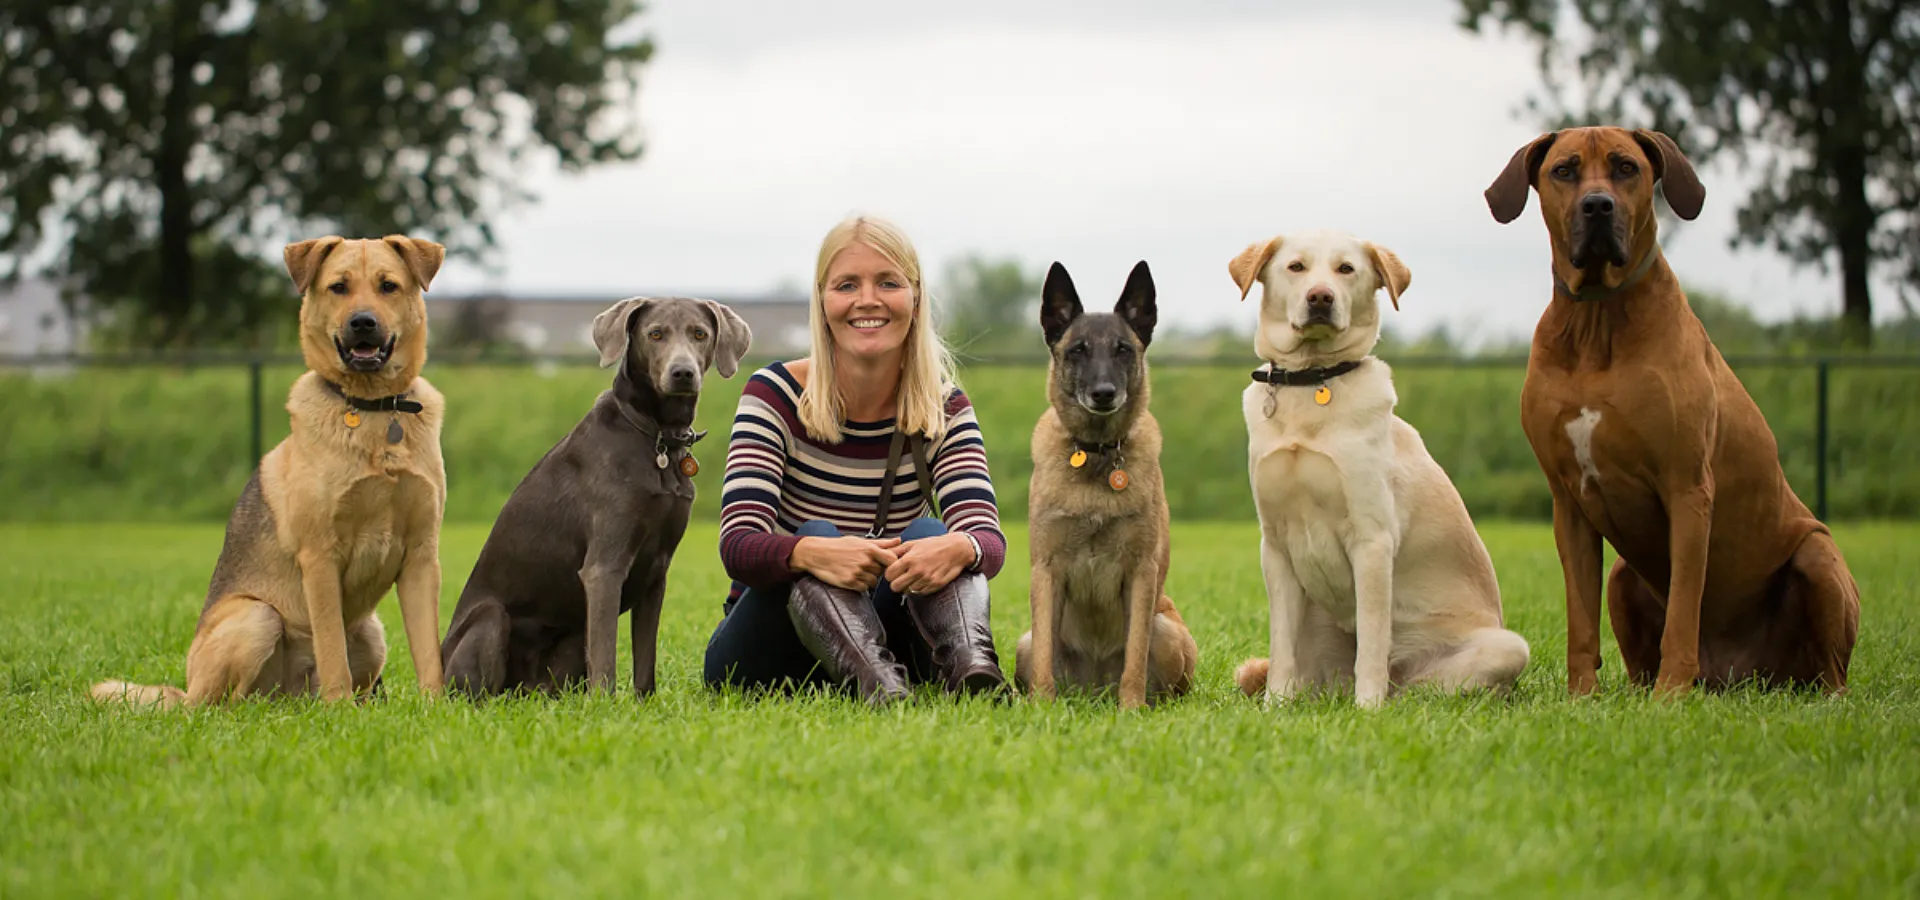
[4,357,1917,523]
[2,520,1916,898]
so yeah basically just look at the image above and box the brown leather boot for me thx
[905,572,1007,695]
[787,576,911,706]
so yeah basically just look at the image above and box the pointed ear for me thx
[1040,262,1083,347]
[1364,243,1411,312]
[283,236,344,296]
[1228,238,1280,301]
[699,298,753,378]
[1114,260,1157,347]
[382,234,446,291]
[1632,128,1706,221]
[591,297,655,369]
[1485,132,1557,224]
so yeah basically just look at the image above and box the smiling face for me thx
[286,235,443,391]
[821,240,917,367]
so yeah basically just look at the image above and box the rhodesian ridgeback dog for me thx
[1486,126,1860,697]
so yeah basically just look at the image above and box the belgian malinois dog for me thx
[1015,260,1198,709]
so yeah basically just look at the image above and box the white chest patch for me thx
[1565,407,1603,492]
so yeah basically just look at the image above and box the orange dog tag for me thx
[1314,385,1332,406]
[343,410,361,428]
[1108,469,1130,491]
[679,455,700,477]
[1070,450,1088,469]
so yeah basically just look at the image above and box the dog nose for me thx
[668,364,697,387]
[1306,287,1335,309]
[1580,192,1616,219]
[1088,385,1117,408]
[348,311,379,335]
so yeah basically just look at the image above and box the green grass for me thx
[3,358,1917,523]
[2,521,1916,897]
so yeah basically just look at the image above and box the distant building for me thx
[425,290,812,358]
[0,279,85,357]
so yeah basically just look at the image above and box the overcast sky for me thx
[433,0,1898,347]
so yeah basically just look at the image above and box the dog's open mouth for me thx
[335,335,396,373]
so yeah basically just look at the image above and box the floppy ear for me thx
[591,297,655,369]
[1364,243,1411,312]
[382,234,446,291]
[1632,129,1706,221]
[283,236,345,296]
[1040,262,1083,347]
[699,298,753,378]
[1485,132,1557,224]
[1114,260,1157,347]
[1228,238,1280,302]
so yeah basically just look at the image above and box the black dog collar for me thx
[321,379,423,414]
[1251,359,1364,386]
[1555,245,1661,303]
[616,404,708,474]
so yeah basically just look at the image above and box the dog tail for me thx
[90,680,187,710]
[1233,658,1270,697]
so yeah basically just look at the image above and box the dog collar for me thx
[616,405,708,476]
[1253,359,1365,415]
[321,379,422,443]
[1555,245,1661,303]
[1067,438,1130,492]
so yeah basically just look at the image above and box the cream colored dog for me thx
[1227,229,1528,708]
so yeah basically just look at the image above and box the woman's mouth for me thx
[848,318,890,330]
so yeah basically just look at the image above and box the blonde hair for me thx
[797,214,959,445]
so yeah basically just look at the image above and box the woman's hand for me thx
[790,536,901,591]
[884,533,975,596]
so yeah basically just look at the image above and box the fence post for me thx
[1815,358,1829,522]
[247,356,263,470]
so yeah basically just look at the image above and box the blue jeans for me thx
[703,517,948,693]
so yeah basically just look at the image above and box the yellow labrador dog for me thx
[1227,229,1528,708]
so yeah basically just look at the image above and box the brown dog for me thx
[1486,126,1860,696]
[93,235,450,706]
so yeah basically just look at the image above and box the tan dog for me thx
[93,235,450,706]
[1015,261,1198,709]
[1486,126,1860,696]
[1227,229,1529,707]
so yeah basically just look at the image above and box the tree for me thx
[0,0,652,348]
[939,253,1043,359]
[1459,0,1920,348]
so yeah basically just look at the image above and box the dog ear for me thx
[1631,129,1706,221]
[1485,132,1558,224]
[591,297,655,369]
[1040,262,1083,347]
[1229,238,1280,302]
[699,298,754,378]
[1114,260,1157,347]
[283,236,344,296]
[1363,243,1411,312]
[382,235,446,291]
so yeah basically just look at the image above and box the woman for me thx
[703,215,1008,705]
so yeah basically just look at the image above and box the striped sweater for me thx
[718,361,1008,594]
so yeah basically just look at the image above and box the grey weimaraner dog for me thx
[441,296,751,696]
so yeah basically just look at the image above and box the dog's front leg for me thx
[297,545,354,701]
[629,569,668,698]
[1118,558,1160,710]
[395,536,446,695]
[579,541,637,695]
[1657,477,1715,697]
[1258,530,1308,705]
[1027,563,1060,701]
[1550,484,1606,695]
[1349,531,1395,708]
